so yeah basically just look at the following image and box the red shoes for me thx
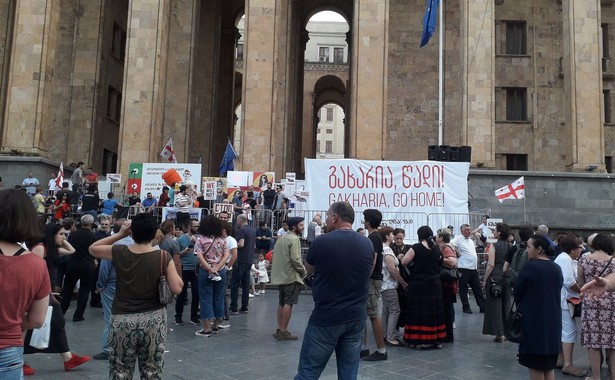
[63,354,91,371]
[23,363,34,376]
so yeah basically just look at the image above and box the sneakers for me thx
[64,354,91,371]
[254,290,261,295]
[239,309,249,314]
[249,293,255,298]
[218,321,231,329]
[189,317,200,325]
[92,352,109,360]
[175,317,184,326]
[360,349,370,358]
[261,290,266,294]
[229,310,239,315]
[277,331,299,341]
[364,351,387,361]
[23,363,34,376]
[195,329,212,337]
[462,307,473,314]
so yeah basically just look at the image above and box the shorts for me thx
[561,308,577,343]
[366,279,382,319]
[278,283,301,306]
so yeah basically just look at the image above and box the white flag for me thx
[495,176,525,203]
[55,162,64,188]
[160,138,177,163]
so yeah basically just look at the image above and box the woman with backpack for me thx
[482,223,512,342]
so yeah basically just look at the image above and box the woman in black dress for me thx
[514,235,563,380]
[401,226,446,349]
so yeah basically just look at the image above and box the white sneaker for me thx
[261,290,266,294]
[255,290,261,295]
[249,293,255,298]
[218,321,230,329]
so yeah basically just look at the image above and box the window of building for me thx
[605,90,612,124]
[102,149,117,175]
[111,22,126,61]
[506,21,526,55]
[316,140,320,153]
[334,47,344,63]
[106,86,122,123]
[319,47,329,62]
[606,156,613,173]
[506,88,527,121]
[326,107,333,122]
[326,129,333,134]
[505,154,528,171]
[236,43,244,60]
[325,141,333,153]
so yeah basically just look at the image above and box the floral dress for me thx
[579,255,615,348]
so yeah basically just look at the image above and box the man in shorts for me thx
[271,217,307,340]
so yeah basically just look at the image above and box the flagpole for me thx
[523,194,527,224]
[437,0,444,145]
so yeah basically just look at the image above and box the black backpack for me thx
[509,242,528,286]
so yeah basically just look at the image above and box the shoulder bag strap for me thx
[597,256,614,277]
[160,250,167,277]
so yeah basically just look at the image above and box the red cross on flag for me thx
[495,176,525,203]
[160,137,177,163]
[55,162,64,188]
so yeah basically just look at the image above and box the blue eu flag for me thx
[420,0,440,47]
[219,141,238,176]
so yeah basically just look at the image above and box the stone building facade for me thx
[0,0,614,179]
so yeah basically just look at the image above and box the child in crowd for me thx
[256,253,270,294]
[249,263,258,297]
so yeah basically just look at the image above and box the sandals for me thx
[561,366,588,378]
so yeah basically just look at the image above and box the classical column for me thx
[241,0,292,173]
[461,0,495,167]
[117,0,170,175]
[162,0,198,163]
[349,0,388,160]
[562,0,604,171]
[2,0,61,154]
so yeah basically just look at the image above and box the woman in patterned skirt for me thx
[400,226,446,349]
[578,233,615,380]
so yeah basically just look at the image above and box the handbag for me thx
[440,265,460,281]
[504,302,523,343]
[489,276,504,298]
[29,305,53,349]
[159,250,175,305]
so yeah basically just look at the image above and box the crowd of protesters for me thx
[3,176,615,380]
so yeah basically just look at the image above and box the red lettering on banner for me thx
[401,164,444,189]
[328,165,395,189]
[328,193,389,208]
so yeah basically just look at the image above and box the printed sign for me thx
[106,174,121,184]
[161,207,202,222]
[127,163,202,200]
[213,203,234,221]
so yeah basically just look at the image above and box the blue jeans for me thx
[198,268,227,320]
[295,319,366,380]
[0,346,24,380]
[230,263,251,312]
[101,286,115,351]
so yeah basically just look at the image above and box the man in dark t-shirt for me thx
[260,183,276,210]
[361,209,387,361]
[296,201,373,379]
[60,214,98,322]
[81,184,100,217]
[230,214,256,313]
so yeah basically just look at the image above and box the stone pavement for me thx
[25,292,597,379]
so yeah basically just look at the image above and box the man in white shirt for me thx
[451,224,485,314]
[174,185,192,227]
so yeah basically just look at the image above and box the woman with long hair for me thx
[155,220,181,275]
[401,226,446,349]
[436,227,458,343]
[89,213,183,379]
[25,223,90,376]
[0,189,51,379]
[482,223,513,343]
[514,235,563,380]
[194,215,228,337]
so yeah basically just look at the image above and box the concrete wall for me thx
[469,170,615,231]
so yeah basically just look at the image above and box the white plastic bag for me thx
[29,306,52,349]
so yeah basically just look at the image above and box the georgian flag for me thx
[495,176,525,203]
[55,162,64,188]
[160,137,177,163]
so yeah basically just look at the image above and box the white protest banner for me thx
[128,163,202,200]
[213,203,234,221]
[305,159,470,238]
[107,174,121,184]
[203,181,217,200]
[486,218,503,243]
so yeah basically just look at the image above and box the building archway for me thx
[312,74,347,158]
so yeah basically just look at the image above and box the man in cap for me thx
[270,216,307,340]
